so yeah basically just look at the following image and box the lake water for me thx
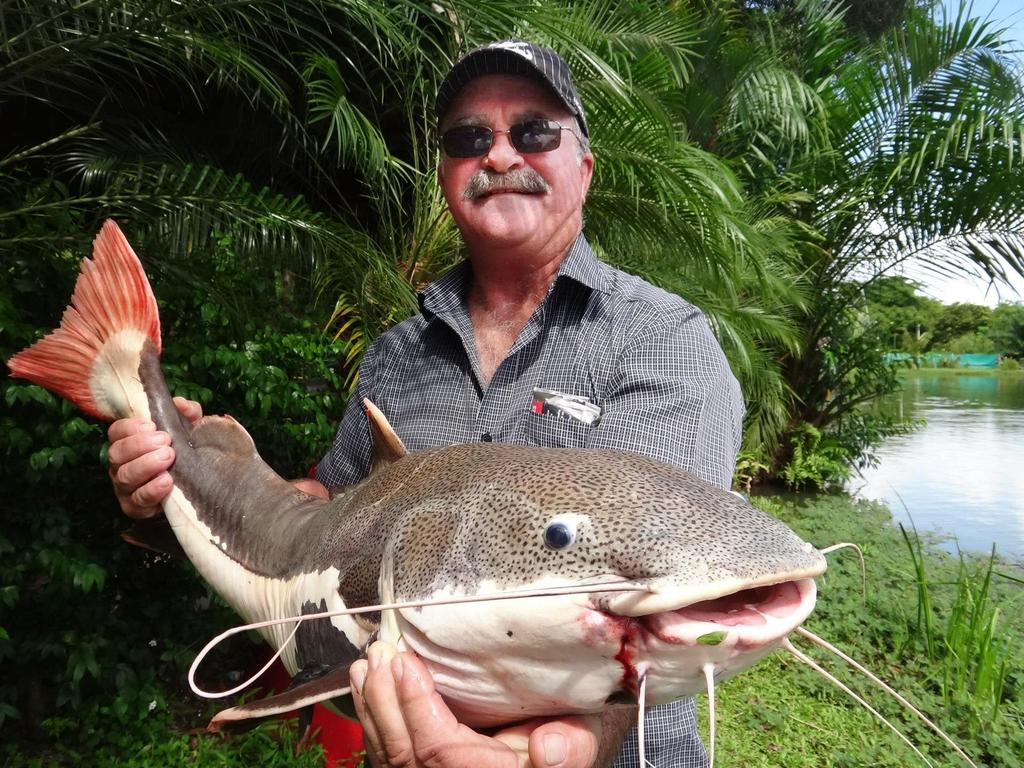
[848,371,1024,562]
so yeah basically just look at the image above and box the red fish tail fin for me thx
[7,220,161,421]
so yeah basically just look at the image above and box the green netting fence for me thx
[883,352,1001,368]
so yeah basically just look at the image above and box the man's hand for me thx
[351,641,630,768]
[107,396,202,518]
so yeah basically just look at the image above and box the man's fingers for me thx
[387,651,463,753]
[172,396,202,423]
[389,651,520,768]
[354,642,514,768]
[356,642,416,766]
[128,472,174,514]
[107,417,156,444]
[110,446,175,494]
[350,659,386,764]
[108,434,176,519]
[107,429,171,468]
[105,398,197,520]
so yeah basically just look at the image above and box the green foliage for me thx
[862,278,1023,358]
[989,302,1024,358]
[734,449,771,493]
[862,275,942,351]
[932,303,994,350]
[2,708,327,767]
[999,357,1021,370]
[780,423,850,489]
[900,525,1020,729]
[775,282,912,484]
[731,0,1024,483]
[943,331,995,355]
[938,355,961,368]
[742,0,929,41]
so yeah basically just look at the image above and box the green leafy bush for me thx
[781,423,852,490]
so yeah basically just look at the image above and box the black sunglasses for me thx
[441,119,575,158]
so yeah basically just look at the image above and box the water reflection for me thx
[850,372,1024,561]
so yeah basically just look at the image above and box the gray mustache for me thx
[462,168,550,200]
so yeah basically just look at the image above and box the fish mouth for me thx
[595,576,818,645]
[638,578,816,646]
[593,578,819,704]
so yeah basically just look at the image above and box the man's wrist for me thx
[594,707,636,768]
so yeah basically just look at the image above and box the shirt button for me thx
[480,432,492,442]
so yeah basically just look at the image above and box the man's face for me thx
[438,74,594,253]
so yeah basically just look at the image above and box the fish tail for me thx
[7,220,161,421]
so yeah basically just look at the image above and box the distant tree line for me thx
[862,276,1024,358]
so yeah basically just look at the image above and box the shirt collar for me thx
[419,232,607,320]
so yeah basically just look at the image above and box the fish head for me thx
[376,444,826,726]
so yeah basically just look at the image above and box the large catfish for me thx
[8,222,971,766]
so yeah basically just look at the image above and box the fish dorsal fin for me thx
[363,398,407,471]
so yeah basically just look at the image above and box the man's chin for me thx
[463,220,541,249]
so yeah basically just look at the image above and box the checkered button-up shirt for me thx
[318,232,743,768]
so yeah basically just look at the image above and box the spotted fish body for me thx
[8,221,827,729]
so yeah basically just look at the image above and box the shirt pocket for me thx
[521,412,593,448]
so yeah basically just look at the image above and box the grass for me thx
[3,710,328,768]
[901,525,1020,728]
[703,495,1024,767]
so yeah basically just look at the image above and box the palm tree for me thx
[777,2,1024,475]
[673,0,1024,479]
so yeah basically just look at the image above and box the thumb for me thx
[527,715,601,768]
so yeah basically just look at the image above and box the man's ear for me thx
[580,152,594,204]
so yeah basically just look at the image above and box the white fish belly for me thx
[396,588,625,727]
[162,487,366,673]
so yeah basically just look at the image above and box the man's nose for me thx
[482,130,524,173]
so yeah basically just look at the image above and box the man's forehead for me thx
[441,74,570,125]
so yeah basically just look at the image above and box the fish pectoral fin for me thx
[121,517,187,559]
[206,663,352,733]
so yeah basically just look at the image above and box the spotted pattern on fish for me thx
[317,442,825,601]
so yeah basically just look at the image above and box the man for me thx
[108,41,743,768]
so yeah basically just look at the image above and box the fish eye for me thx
[544,520,576,550]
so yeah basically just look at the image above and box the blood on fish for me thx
[615,635,639,696]
[613,617,643,695]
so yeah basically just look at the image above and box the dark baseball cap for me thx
[435,40,588,138]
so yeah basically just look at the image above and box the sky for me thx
[904,0,1024,306]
